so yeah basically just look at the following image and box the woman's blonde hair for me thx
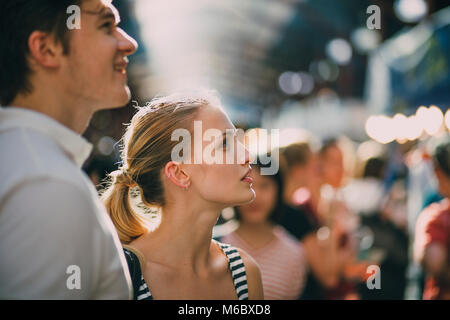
[101,91,220,244]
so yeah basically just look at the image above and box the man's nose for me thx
[116,28,138,56]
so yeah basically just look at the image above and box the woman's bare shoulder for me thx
[235,248,264,300]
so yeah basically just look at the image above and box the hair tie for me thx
[113,169,135,187]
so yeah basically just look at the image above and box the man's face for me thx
[62,0,138,111]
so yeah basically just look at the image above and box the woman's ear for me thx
[164,161,190,189]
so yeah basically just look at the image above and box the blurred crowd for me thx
[212,133,448,300]
[83,130,450,300]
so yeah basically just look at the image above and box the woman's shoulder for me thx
[123,245,146,269]
[122,246,143,281]
[214,239,264,299]
[122,245,153,300]
[234,247,264,300]
[217,231,245,249]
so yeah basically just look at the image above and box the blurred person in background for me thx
[101,92,264,300]
[316,138,367,299]
[414,138,450,300]
[344,152,409,299]
[0,0,137,299]
[405,141,443,298]
[276,141,356,299]
[84,156,118,188]
[319,138,346,190]
[281,142,321,211]
[220,155,307,300]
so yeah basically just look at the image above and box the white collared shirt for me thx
[0,107,132,299]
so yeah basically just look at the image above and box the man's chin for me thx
[103,88,132,110]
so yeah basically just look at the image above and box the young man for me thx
[414,139,450,300]
[0,0,138,299]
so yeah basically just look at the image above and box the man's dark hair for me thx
[432,138,450,177]
[0,0,82,106]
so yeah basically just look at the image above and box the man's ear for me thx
[164,162,191,189]
[28,31,64,69]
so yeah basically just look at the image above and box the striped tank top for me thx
[123,240,248,300]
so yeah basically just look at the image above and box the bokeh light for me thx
[394,0,428,23]
[325,38,353,66]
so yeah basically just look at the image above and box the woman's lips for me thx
[241,166,252,182]
[241,176,253,183]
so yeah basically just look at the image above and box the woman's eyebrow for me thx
[221,129,237,138]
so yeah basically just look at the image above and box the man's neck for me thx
[11,88,93,135]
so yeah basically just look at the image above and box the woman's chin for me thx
[239,188,256,205]
[220,188,255,208]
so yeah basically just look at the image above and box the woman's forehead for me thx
[196,105,235,130]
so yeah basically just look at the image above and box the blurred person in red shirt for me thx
[414,138,450,300]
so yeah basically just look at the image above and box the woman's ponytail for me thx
[101,92,218,243]
[101,169,148,244]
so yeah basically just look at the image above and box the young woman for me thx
[220,157,307,300]
[101,92,264,300]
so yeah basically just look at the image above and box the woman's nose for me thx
[240,144,253,165]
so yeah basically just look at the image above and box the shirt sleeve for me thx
[0,178,131,299]
[414,204,448,263]
[424,212,448,245]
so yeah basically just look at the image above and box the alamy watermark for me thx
[66,5,81,30]
[366,265,381,290]
[366,5,381,30]
[66,264,81,290]
[170,122,279,175]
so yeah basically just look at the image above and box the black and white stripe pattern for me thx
[136,274,152,300]
[123,248,153,300]
[217,241,249,300]
[124,241,248,300]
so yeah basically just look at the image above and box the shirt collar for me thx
[0,107,93,168]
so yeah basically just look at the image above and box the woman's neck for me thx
[134,200,221,276]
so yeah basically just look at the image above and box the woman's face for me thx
[183,105,255,208]
[238,169,278,224]
[320,146,344,188]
